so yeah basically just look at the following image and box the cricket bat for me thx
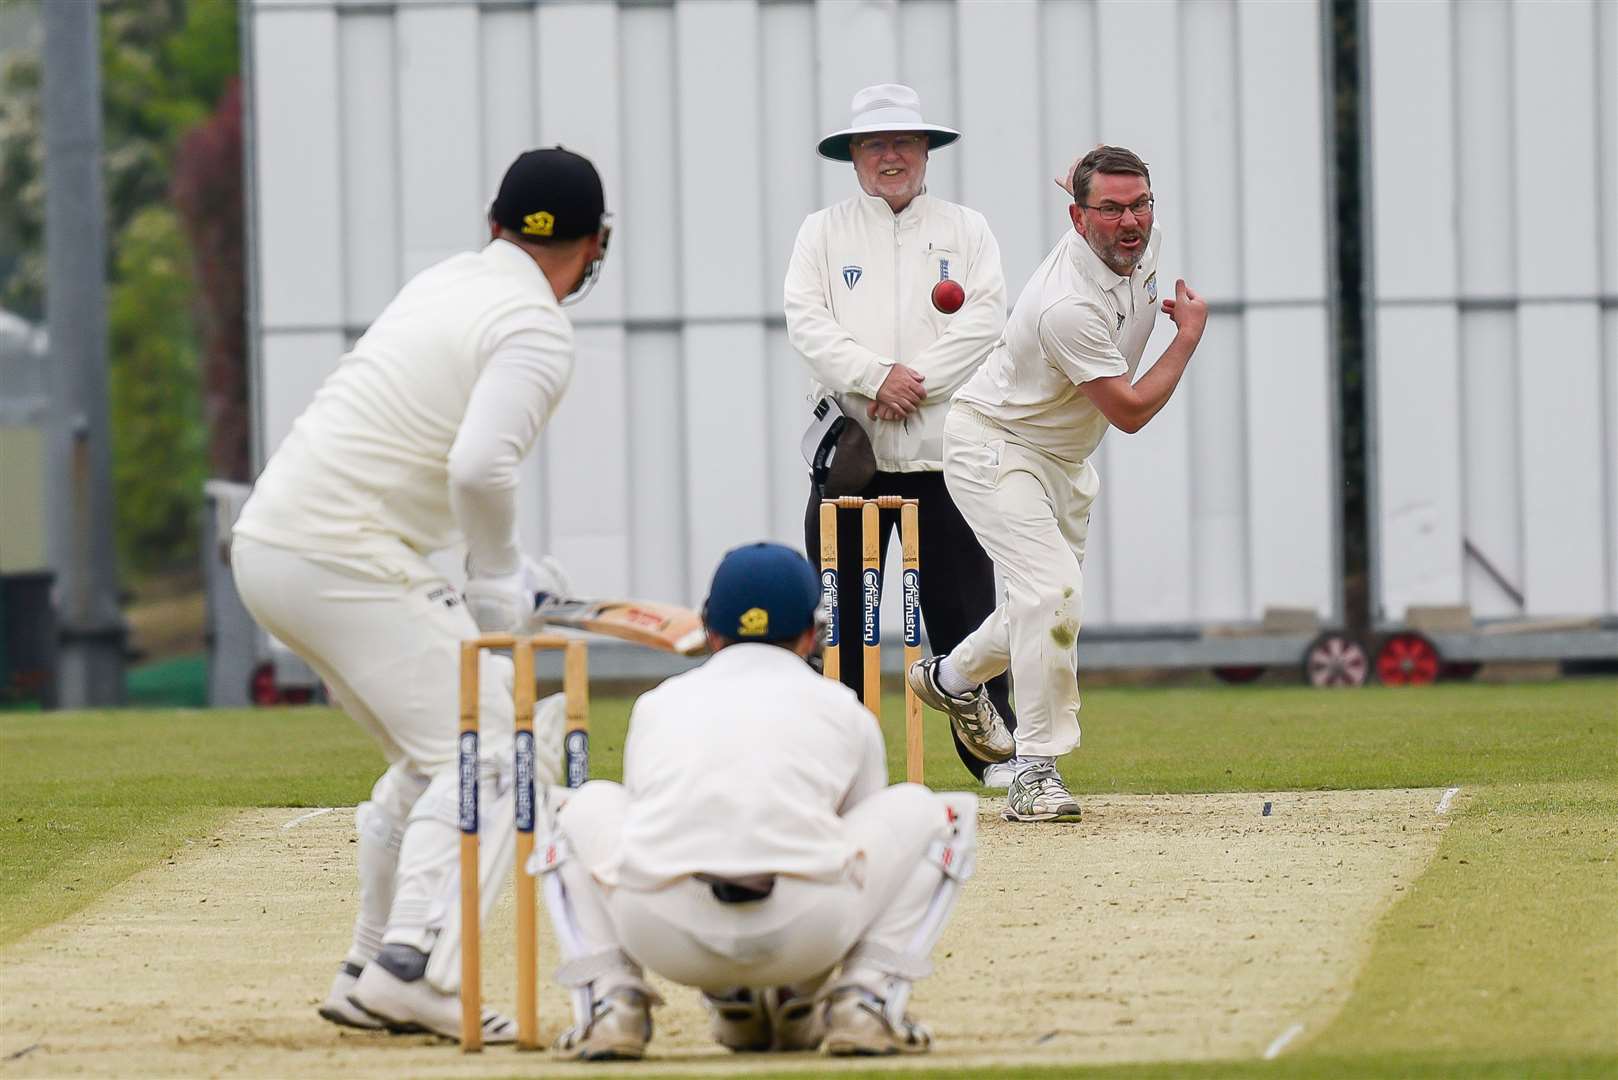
[530,593,707,656]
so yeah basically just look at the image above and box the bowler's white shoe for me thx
[318,962,383,1030]
[555,986,661,1061]
[822,987,930,1056]
[1002,761,1082,823]
[979,761,1017,790]
[907,657,1014,763]
[347,945,515,1043]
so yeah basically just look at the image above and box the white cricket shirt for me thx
[784,192,1006,472]
[601,643,888,890]
[234,240,573,576]
[955,224,1163,463]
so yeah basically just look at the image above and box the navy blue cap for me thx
[703,542,821,642]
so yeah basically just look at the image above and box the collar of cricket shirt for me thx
[487,236,560,306]
[1068,228,1130,294]
[706,641,820,676]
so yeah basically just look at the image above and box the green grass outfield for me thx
[2,679,1614,1078]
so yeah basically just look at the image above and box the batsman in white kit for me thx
[912,145,1209,820]
[229,148,611,1042]
[536,543,977,1059]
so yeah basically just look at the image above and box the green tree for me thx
[0,0,241,577]
[107,205,206,575]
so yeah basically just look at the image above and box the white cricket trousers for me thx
[231,537,545,991]
[550,782,958,994]
[229,537,518,771]
[941,403,1097,758]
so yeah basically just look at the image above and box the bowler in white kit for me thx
[230,148,611,1041]
[916,145,1209,821]
[535,543,977,1060]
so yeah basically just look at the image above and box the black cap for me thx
[490,147,605,241]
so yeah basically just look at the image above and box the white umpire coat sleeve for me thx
[783,217,892,399]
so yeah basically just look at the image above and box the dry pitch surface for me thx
[0,789,1452,1077]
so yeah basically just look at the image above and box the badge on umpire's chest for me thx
[1145,271,1158,304]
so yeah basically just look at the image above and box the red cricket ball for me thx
[931,278,965,314]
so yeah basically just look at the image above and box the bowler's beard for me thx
[1090,228,1145,275]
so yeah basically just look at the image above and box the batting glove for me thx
[463,565,528,633]
[522,554,572,602]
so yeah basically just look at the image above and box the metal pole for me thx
[43,0,126,707]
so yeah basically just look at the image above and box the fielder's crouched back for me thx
[532,542,977,1059]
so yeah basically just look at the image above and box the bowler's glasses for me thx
[852,135,927,156]
[1082,196,1154,221]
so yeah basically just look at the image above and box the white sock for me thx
[935,656,974,697]
[1012,754,1053,772]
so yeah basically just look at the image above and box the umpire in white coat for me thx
[536,543,977,1060]
[231,148,611,1043]
[784,84,1015,780]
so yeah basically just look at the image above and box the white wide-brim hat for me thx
[817,83,960,162]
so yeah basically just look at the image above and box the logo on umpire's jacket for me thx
[843,265,863,290]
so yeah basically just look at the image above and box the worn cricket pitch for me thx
[0,789,1450,1077]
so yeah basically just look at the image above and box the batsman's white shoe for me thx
[1002,761,1082,823]
[765,986,827,1051]
[318,962,384,1030]
[555,986,662,1061]
[979,761,1017,790]
[703,988,771,1052]
[822,987,930,1056]
[347,945,515,1044]
[907,657,1014,763]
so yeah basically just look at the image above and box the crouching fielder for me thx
[535,543,975,1060]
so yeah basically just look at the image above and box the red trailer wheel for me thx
[1376,632,1441,686]
[1304,633,1370,687]
[250,662,281,706]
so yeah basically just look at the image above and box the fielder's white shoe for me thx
[979,761,1017,790]
[907,657,1014,763]
[318,962,384,1030]
[765,986,827,1051]
[705,985,826,1053]
[555,985,662,1061]
[703,988,770,1052]
[347,945,516,1043]
[822,987,930,1056]
[1002,761,1082,823]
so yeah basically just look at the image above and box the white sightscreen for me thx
[1367,0,1618,622]
[248,0,1340,628]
